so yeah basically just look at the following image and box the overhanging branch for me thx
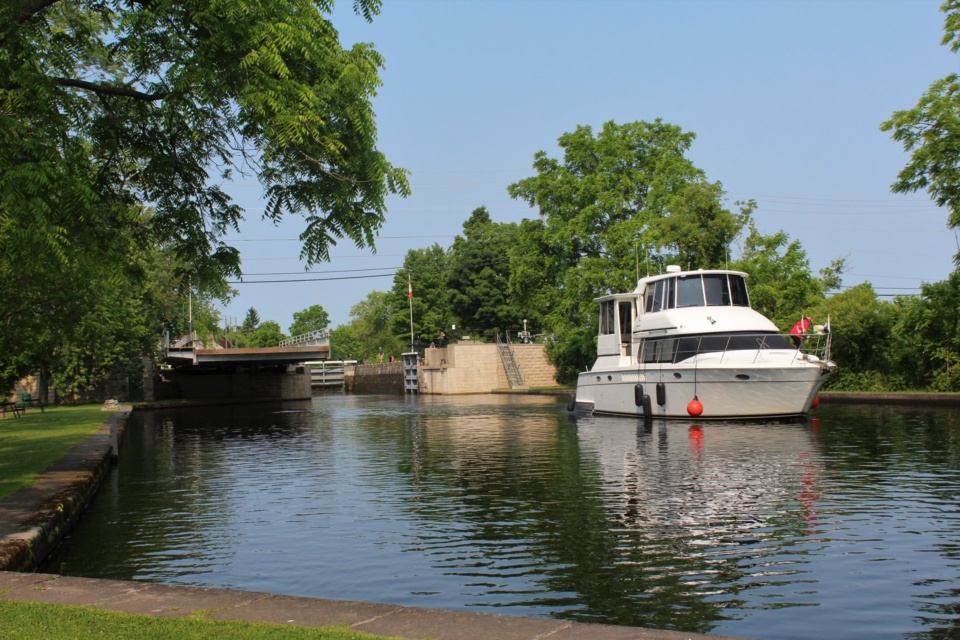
[14,0,62,24]
[56,77,169,101]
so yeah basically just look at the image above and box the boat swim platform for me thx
[164,345,331,370]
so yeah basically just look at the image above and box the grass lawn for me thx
[0,405,109,502]
[0,600,403,639]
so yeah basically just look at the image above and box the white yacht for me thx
[573,266,836,419]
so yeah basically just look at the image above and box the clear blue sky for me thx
[223,0,958,333]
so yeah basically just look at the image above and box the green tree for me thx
[329,324,363,361]
[0,0,408,395]
[507,120,741,381]
[730,223,826,331]
[246,320,286,348]
[289,305,330,337]
[1,0,408,280]
[446,207,523,339]
[881,1,960,266]
[820,283,899,391]
[0,205,227,398]
[890,271,960,391]
[348,291,404,359]
[241,308,261,334]
[390,246,454,349]
[651,183,753,270]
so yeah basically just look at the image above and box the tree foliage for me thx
[241,308,261,334]
[507,120,750,381]
[446,207,522,339]
[730,223,826,330]
[289,304,330,337]
[389,245,454,349]
[0,0,407,396]
[245,320,286,348]
[881,0,960,266]
[1,0,408,283]
[346,290,404,360]
[891,271,960,391]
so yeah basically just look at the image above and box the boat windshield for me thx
[644,273,749,312]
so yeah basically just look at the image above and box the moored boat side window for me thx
[667,332,793,362]
[730,275,749,307]
[600,300,615,335]
[666,277,676,309]
[640,338,678,363]
[648,279,666,312]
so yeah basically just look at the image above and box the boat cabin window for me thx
[641,338,677,363]
[645,280,660,312]
[730,275,749,306]
[641,332,792,363]
[600,300,615,335]
[618,301,633,340]
[645,278,676,312]
[676,275,705,307]
[704,274,730,306]
[643,273,751,313]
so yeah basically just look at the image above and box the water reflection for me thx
[43,396,960,639]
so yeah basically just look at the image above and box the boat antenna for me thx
[635,242,640,282]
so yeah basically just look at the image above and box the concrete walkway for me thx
[0,571,749,640]
[0,402,755,639]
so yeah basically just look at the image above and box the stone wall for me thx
[511,344,559,387]
[419,342,560,394]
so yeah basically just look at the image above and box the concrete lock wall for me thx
[510,344,560,388]
[352,363,406,394]
[419,342,560,394]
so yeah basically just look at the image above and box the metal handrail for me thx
[280,329,329,347]
[495,333,525,388]
[637,331,833,365]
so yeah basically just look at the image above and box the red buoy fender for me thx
[811,396,820,409]
[687,396,703,417]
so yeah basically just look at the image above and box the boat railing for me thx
[796,331,832,362]
[637,331,833,365]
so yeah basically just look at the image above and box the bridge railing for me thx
[279,330,330,348]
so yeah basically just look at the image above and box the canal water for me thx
[44,394,960,639]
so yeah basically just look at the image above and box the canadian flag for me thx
[408,275,413,299]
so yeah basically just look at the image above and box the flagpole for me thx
[408,271,414,352]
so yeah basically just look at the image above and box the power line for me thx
[238,267,402,276]
[227,235,455,243]
[229,273,398,284]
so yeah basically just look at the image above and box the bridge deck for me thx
[165,345,331,369]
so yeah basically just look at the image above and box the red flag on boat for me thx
[408,275,413,299]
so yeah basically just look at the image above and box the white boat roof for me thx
[595,267,750,301]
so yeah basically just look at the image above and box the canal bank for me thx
[0,572,746,640]
[0,407,129,573]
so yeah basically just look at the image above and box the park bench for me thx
[1,400,22,418]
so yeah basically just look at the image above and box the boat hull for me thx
[575,352,830,419]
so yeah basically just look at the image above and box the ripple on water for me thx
[40,398,960,640]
